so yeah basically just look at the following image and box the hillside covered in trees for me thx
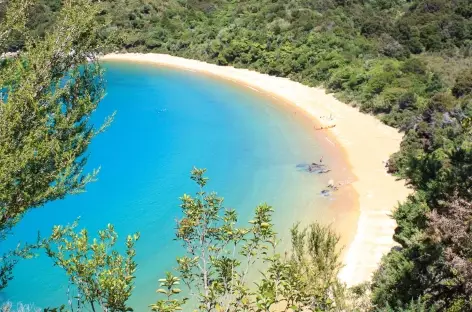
[1,0,472,311]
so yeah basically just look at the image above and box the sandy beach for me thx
[101,53,411,286]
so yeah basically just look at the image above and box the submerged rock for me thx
[296,162,331,174]
[321,189,331,197]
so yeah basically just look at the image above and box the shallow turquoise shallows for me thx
[1,62,340,310]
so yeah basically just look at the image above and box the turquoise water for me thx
[1,62,353,310]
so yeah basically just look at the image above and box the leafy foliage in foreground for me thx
[43,221,139,312]
[0,0,108,291]
[151,168,361,312]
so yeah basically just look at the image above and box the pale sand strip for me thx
[101,53,411,286]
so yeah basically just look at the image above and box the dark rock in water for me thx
[327,184,339,191]
[296,162,330,174]
[321,189,331,197]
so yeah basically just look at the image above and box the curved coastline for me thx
[101,53,411,286]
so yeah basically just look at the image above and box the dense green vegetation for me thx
[1,0,472,311]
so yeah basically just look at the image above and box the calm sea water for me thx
[1,62,354,310]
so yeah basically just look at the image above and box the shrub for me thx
[452,69,472,98]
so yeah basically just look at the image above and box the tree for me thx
[0,0,108,288]
[151,168,353,312]
[152,167,277,311]
[43,220,140,312]
[372,194,472,311]
[426,196,472,310]
[286,223,345,310]
[452,69,472,98]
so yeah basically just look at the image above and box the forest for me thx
[1,0,472,311]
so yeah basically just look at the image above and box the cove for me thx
[1,62,355,310]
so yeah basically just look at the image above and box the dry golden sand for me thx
[101,53,411,286]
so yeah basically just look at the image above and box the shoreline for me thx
[101,53,411,286]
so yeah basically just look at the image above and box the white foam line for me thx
[246,86,260,92]
[325,137,335,146]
